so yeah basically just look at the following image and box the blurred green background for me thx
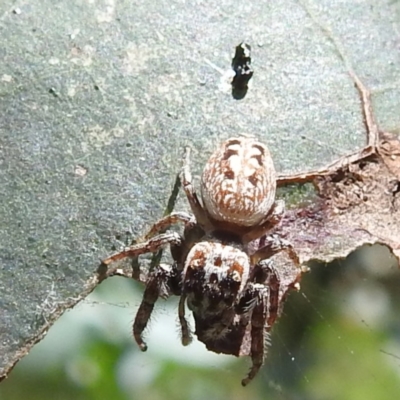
[1,244,399,400]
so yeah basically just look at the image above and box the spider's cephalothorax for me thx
[102,136,301,386]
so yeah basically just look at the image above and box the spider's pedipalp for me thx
[178,294,192,346]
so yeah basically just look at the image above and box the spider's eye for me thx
[209,272,218,284]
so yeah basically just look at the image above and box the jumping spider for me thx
[102,136,302,386]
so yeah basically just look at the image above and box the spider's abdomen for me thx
[201,136,276,227]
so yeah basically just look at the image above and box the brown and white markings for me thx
[101,136,302,386]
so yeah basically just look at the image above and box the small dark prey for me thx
[231,42,254,98]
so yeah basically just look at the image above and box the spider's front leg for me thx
[144,212,196,239]
[241,286,269,387]
[239,261,281,386]
[250,235,301,323]
[251,233,300,270]
[101,232,189,351]
[101,232,182,266]
[254,260,281,328]
[134,261,182,351]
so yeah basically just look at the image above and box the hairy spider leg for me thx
[101,232,182,266]
[144,212,195,239]
[134,263,181,351]
[239,262,281,386]
[251,234,301,321]
[251,234,300,269]
[257,261,281,328]
[239,240,299,386]
[241,283,270,387]
[101,232,187,351]
[147,173,182,273]
[235,260,275,317]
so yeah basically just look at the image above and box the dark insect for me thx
[231,42,254,92]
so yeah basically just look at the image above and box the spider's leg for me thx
[256,260,281,328]
[251,233,300,269]
[133,263,179,351]
[243,200,285,243]
[178,293,192,346]
[235,259,275,316]
[241,283,270,387]
[251,237,301,323]
[239,262,281,386]
[242,235,302,386]
[181,147,212,229]
[144,174,181,276]
[101,232,182,266]
[144,212,196,239]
